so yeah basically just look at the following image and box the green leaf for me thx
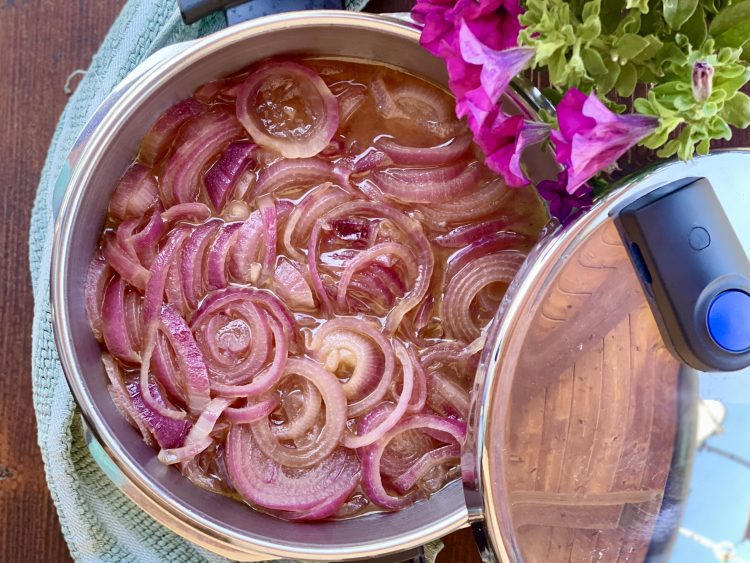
[714,22,750,49]
[582,0,601,20]
[709,0,750,36]
[582,48,608,75]
[548,48,569,86]
[663,0,699,29]
[722,91,750,127]
[680,5,707,48]
[601,0,627,33]
[581,15,603,41]
[626,0,650,12]
[617,33,651,60]
[597,56,622,93]
[631,34,665,62]
[616,62,639,95]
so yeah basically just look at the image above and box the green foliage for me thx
[519,0,750,160]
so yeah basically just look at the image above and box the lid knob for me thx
[615,177,750,372]
[707,290,750,352]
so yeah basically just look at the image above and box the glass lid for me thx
[465,151,750,563]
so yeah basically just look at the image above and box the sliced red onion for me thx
[158,397,232,465]
[164,260,190,318]
[401,347,427,413]
[152,333,187,405]
[249,358,346,468]
[253,157,335,198]
[204,140,257,211]
[435,220,525,249]
[391,444,460,495]
[236,61,339,158]
[181,220,221,309]
[102,354,154,445]
[336,243,415,310]
[273,259,314,310]
[426,372,470,419]
[227,424,360,513]
[370,161,481,204]
[139,97,205,166]
[223,200,251,222]
[194,76,246,104]
[417,177,511,227]
[139,228,190,420]
[123,287,143,345]
[375,133,472,166]
[126,376,192,449]
[224,395,279,424]
[161,203,212,223]
[210,317,288,397]
[445,231,529,281]
[360,414,466,510]
[229,209,263,283]
[101,276,140,363]
[338,84,367,126]
[282,183,351,262]
[206,223,242,291]
[160,111,242,207]
[130,204,164,267]
[308,201,433,333]
[159,304,210,414]
[310,317,395,417]
[195,302,269,385]
[443,251,525,342]
[108,164,159,221]
[190,286,297,352]
[371,78,455,132]
[85,253,111,341]
[343,342,414,449]
[379,424,433,478]
[102,232,150,291]
[257,195,277,283]
[271,378,321,440]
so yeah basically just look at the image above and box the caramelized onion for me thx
[204,140,257,211]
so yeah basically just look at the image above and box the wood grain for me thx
[0,2,127,562]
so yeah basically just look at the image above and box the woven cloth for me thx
[29,1,444,561]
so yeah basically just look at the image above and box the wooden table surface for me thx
[3,2,749,562]
[0,1,479,561]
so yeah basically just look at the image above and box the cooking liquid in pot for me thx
[86,57,548,521]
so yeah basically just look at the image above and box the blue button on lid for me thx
[707,290,750,352]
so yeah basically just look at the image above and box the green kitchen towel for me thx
[29,1,444,562]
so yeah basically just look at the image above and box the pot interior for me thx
[54,12,468,559]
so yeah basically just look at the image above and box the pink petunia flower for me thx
[457,22,535,130]
[475,110,549,187]
[536,171,593,224]
[551,89,657,194]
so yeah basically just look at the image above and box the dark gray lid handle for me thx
[615,177,750,372]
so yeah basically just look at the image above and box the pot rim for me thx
[50,10,472,560]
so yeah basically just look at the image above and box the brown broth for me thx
[97,56,548,520]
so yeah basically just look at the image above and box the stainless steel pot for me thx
[50,11,552,561]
